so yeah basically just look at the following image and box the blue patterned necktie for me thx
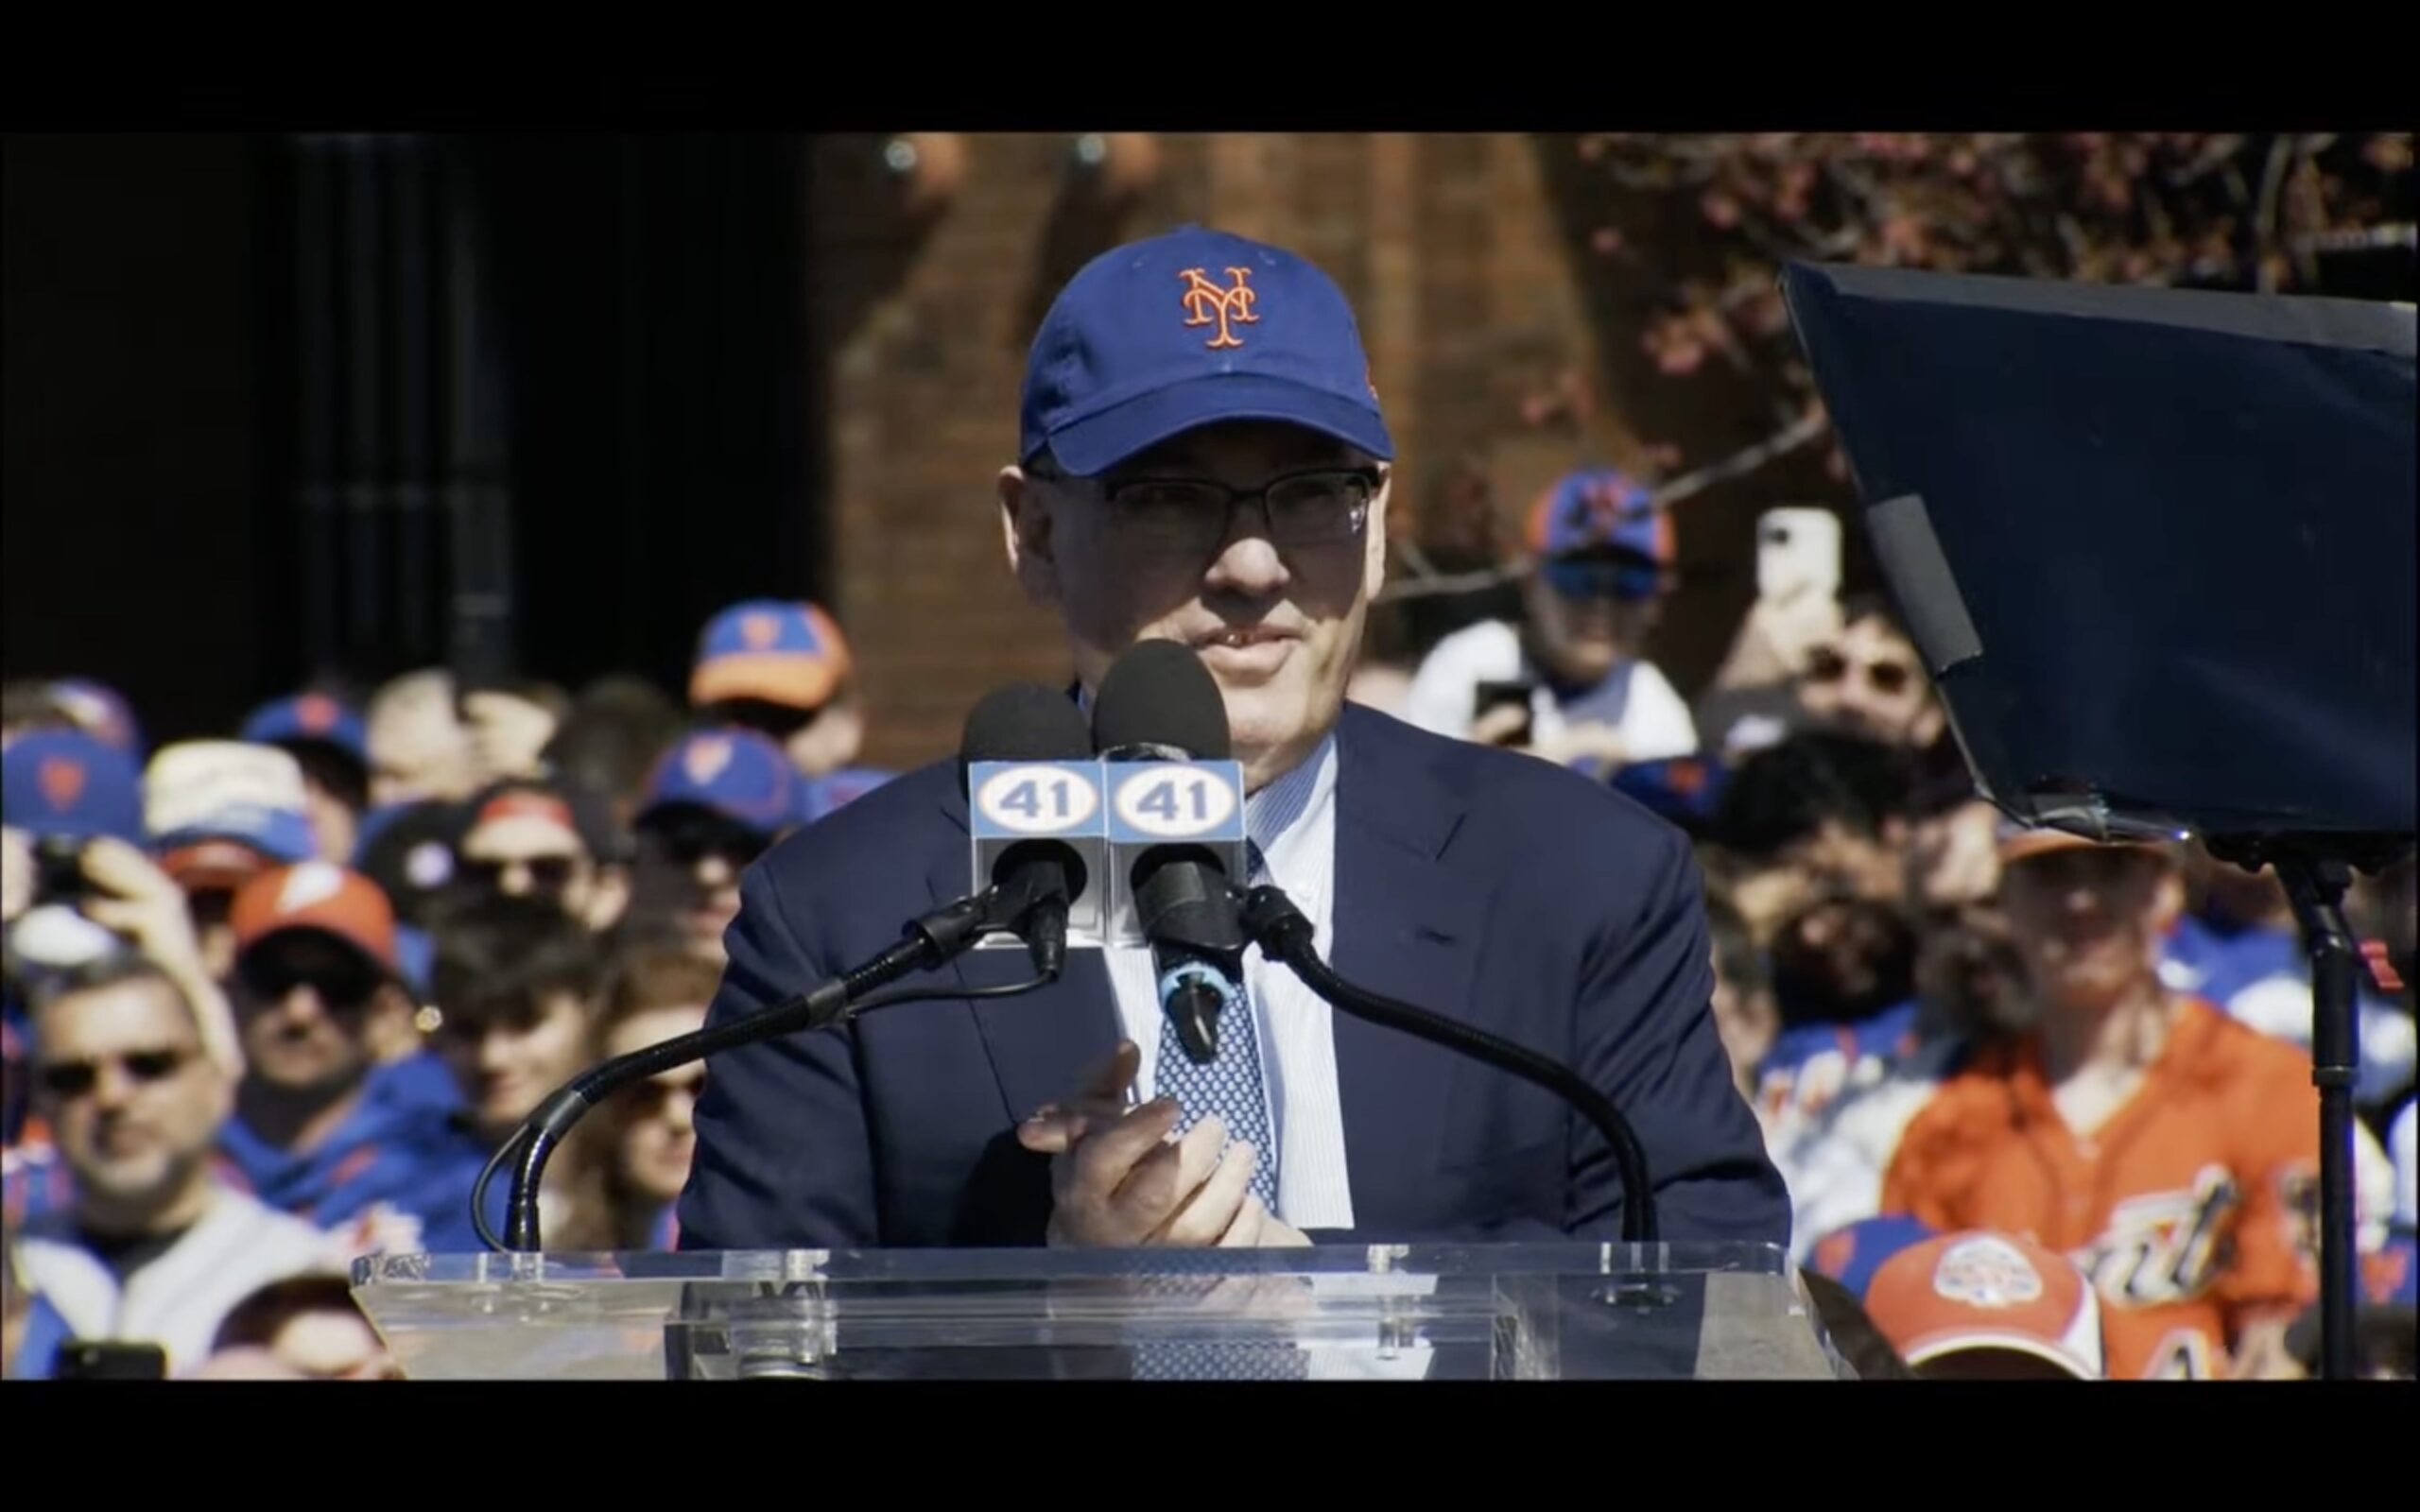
[1130,838,1306,1380]
[1150,838,1277,1212]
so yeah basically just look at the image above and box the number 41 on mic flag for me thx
[1103,760,1247,949]
[969,760,1109,946]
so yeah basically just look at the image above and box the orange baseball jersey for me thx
[1880,998,2317,1380]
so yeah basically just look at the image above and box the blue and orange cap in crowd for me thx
[1,730,145,846]
[689,601,855,714]
[1609,753,1730,835]
[1806,1213,1939,1300]
[242,693,371,770]
[1525,468,1675,606]
[47,679,144,760]
[639,730,810,840]
[1019,225,1393,477]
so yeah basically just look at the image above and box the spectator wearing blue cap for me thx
[243,693,372,866]
[626,730,809,967]
[1403,468,1697,774]
[679,225,1788,1272]
[690,599,893,811]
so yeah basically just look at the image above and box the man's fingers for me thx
[1080,1040,1142,1102]
[1059,1097,1180,1211]
[1016,1096,1136,1155]
[1156,1141,1256,1247]
[1215,1194,1268,1248]
[1111,1112,1224,1222]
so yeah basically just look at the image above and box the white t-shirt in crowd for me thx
[16,1184,346,1376]
[2393,1097,2416,1230]
[1403,619,1698,762]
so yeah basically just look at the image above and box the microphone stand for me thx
[2206,832,2410,1382]
[1236,885,1661,1246]
[492,872,1067,1252]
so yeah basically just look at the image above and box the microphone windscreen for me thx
[1091,641,1231,760]
[960,684,1092,768]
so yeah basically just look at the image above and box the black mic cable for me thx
[1237,884,1662,1246]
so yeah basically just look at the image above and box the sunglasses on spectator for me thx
[39,1046,195,1098]
[460,855,580,895]
[1544,555,1665,604]
[647,814,770,871]
[239,948,384,1011]
[1805,646,1915,696]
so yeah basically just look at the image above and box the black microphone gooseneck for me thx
[1092,640,1250,1067]
[1237,885,1662,1246]
[484,683,1097,1252]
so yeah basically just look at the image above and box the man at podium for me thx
[677,228,1789,1254]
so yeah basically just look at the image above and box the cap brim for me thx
[1042,372,1393,477]
[235,920,400,981]
[1901,1330,2098,1380]
[1997,829,2169,866]
[637,796,788,841]
[690,655,841,712]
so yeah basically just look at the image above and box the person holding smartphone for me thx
[1403,467,1697,772]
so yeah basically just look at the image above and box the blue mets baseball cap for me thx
[689,600,855,713]
[638,729,810,839]
[1609,754,1732,835]
[242,693,371,769]
[1020,226,1394,477]
[1806,1213,1939,1300]
[2,730,145,845]
[1527,468,1675,601]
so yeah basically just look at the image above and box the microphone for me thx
[485,686,1086,1252]
[1235,885,1663,1245]
[1091,641,1250,1065]
[960,683,1105,975]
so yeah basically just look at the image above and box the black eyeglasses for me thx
[1044,466,1378,558]
[39,1047,195,1099]
[460,855,580,896]
[647,813,769,871]
[238,949,384,1012]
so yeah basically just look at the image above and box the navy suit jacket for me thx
[676,703,1789,1252]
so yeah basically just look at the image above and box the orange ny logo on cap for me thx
[1179,266,1259,351]
[38,757,87,812]
[741,612,783,651]
[298,695,340,733]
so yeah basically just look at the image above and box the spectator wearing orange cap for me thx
[689,599,894,819]
[1879,823,2397,1380]
[1855,1224,2107,1380]
[216,863,486,1258]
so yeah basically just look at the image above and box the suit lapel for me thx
[1326,704,1480,1222]
[925,779,1120,1124]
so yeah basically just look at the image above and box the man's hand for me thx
[73,837,244,1079]
[1017,1040,1308,1248]
[76,837,208,981]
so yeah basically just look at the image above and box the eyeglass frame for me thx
[1026,458,1384,558]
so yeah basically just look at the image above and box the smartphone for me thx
[1473,679,1537,747]
[53,1340,169,1381]
[33,834,88,905]
[1756,507,1841,603]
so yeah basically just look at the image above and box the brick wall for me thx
[811,132,1685,772]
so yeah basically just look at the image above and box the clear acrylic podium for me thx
[352,1242,1846,1380]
